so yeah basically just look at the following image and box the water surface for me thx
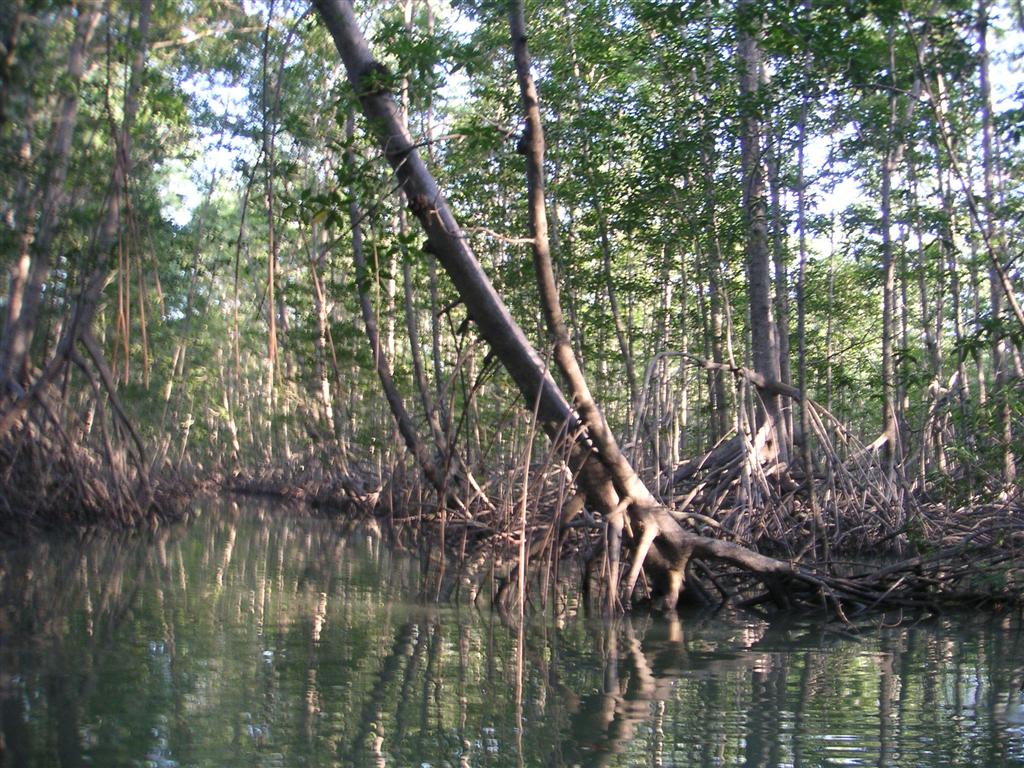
[1,498,1022,767]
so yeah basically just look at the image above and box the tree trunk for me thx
[592,188,638,426]
[877,39,920,483]
[509,0,628,601]
[309,226,336,438]
[397,2,446,457]
[737,0,787,467]
[419,2,449,430]
[933,110,970,436]
[344,110,457,500]
[701,152,731,444]
[1,5,101,385]
[767,118,793,452]
[65,0,151,345]
[880,108,899,472]
[977,0,1016,486]
[908,156,945,479]
[261,1,279,458]
[314,0,816,611]
[795,98,827,559]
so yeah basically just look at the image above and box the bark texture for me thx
[737,1,787,465]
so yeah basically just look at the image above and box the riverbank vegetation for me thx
[0,0,1021,613]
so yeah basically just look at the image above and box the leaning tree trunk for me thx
[343,112,447,495]
[310,0,839,612]
[0,0,154,518]
[1,4,101,386]
[509,0,633,602]
[67,0,151,350]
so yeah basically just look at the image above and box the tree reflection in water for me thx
[0,498,1022,767]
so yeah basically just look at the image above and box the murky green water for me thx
[1,498,1022,767]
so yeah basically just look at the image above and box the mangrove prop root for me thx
[226,453,1023,619]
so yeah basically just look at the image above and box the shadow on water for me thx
[1,497,1022,767]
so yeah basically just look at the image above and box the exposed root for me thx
[4,362,1019,621]
[0,396,175,536]
[216,435,1024,621]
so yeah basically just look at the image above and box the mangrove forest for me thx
[1,0,1024,672]
[2,0,1024,763]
